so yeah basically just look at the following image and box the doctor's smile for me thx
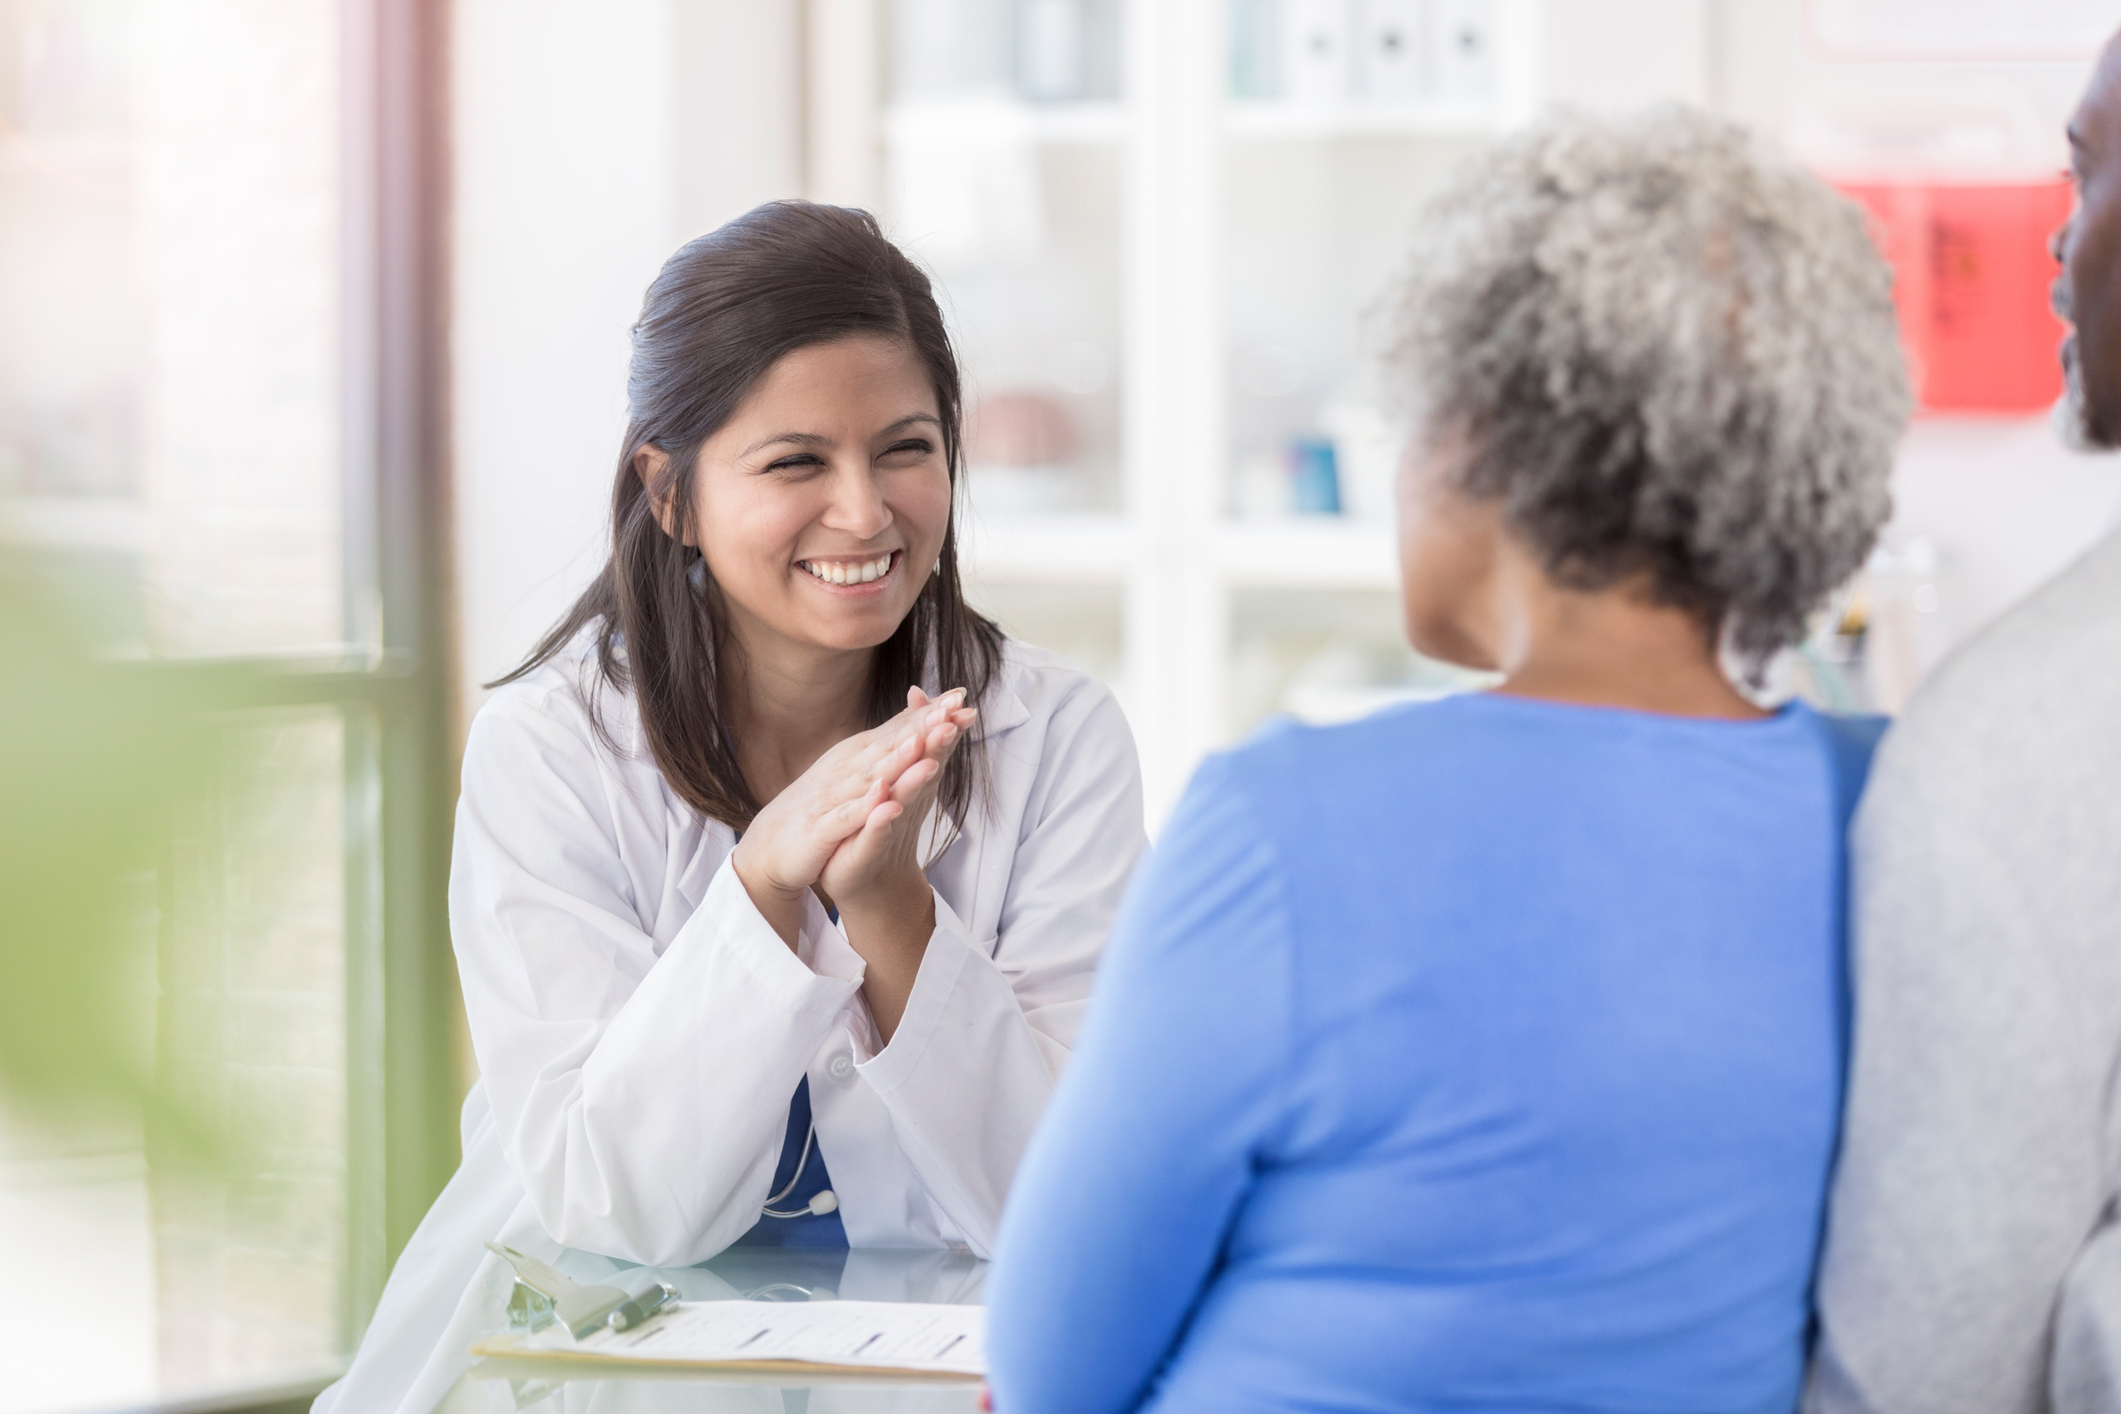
[796,549,901,590]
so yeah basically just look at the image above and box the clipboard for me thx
[467,1330,982,1382]
[484,1242,679,1339]
[467,1295,986,1382]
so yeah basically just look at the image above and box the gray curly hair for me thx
[1380,105,1910,669]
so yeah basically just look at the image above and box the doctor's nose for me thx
[822,463,892,539]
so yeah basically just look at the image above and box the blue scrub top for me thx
[732,890,848,1249]
[732,1075,847,1248]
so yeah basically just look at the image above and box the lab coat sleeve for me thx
[451,686,863,1266]
[985,753,1297,1414]
[850,675,1148,1256]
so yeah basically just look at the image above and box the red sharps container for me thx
[1831,175,2073,413]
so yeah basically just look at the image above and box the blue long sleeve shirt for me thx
[987,693,1880,1414]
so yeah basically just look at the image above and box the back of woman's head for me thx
[502,200,1000,830]
[1383,106,1910,671]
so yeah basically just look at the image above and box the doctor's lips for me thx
[797,549,901,588]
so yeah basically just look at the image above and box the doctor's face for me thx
[669,335,953,661]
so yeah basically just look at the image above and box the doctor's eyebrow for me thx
[741,431,832,459]
[738,414,940,461]
[877,413,942,438]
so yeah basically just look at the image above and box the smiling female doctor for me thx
[316,201,1145,1412]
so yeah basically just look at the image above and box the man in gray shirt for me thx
[1807,30,2121,1414]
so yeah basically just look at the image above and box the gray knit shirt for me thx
[1808,525,2121,1414]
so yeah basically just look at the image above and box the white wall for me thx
[1888,422,2121,653]
[1536,0,1710,112]
[673,1,808,234]
[451,0,804,728]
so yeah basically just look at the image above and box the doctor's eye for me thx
[764,452,829,476]
[879,437,936,462]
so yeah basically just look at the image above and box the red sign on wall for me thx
[1832,178,2073,413]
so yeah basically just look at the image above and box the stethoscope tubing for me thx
[760,1121,820,1219]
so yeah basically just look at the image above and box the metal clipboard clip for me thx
[485,1242,679,1340]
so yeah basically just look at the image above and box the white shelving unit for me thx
[860,0,1535,825]
[1224,98,1504,139]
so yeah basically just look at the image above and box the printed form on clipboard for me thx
[470,1298,986,1379]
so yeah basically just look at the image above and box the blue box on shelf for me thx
[1287,434,1343,515]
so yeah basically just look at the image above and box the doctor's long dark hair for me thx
[493,201,1002,832]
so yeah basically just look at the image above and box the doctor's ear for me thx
[633,444,689,545]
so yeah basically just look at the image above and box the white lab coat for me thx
[315,632,1146,1413]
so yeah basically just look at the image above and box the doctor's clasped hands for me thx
[732,685,979,1039]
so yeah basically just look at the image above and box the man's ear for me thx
[634,444,686,544]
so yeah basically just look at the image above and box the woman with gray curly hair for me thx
[986,107,1909,1414]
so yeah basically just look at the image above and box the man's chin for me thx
[2054,343,2121,452]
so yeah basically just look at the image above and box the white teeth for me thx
[800,552,894,586]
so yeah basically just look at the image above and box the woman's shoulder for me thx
[982,635,1128,739]
[992,635,1111,700]
[1211,692,1487,781]
[1208,691,1877,816]
[468,626,644,767]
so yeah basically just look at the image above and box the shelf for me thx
[967,517,1408,589]
[1213,519,1398,590]
[1225,99,1502,141]
[960,517,1400,591]
[957,513,1131,585]
[886,99,1128,149]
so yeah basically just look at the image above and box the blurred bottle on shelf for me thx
[1795,95,2070,414]
[1855,538,1953,715]
[1319,396,1400,521]
[965,389,1088,514]
[1287,435,1343,514]
[1230,393,1399,521]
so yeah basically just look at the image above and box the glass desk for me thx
[427,1247,986,1414]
